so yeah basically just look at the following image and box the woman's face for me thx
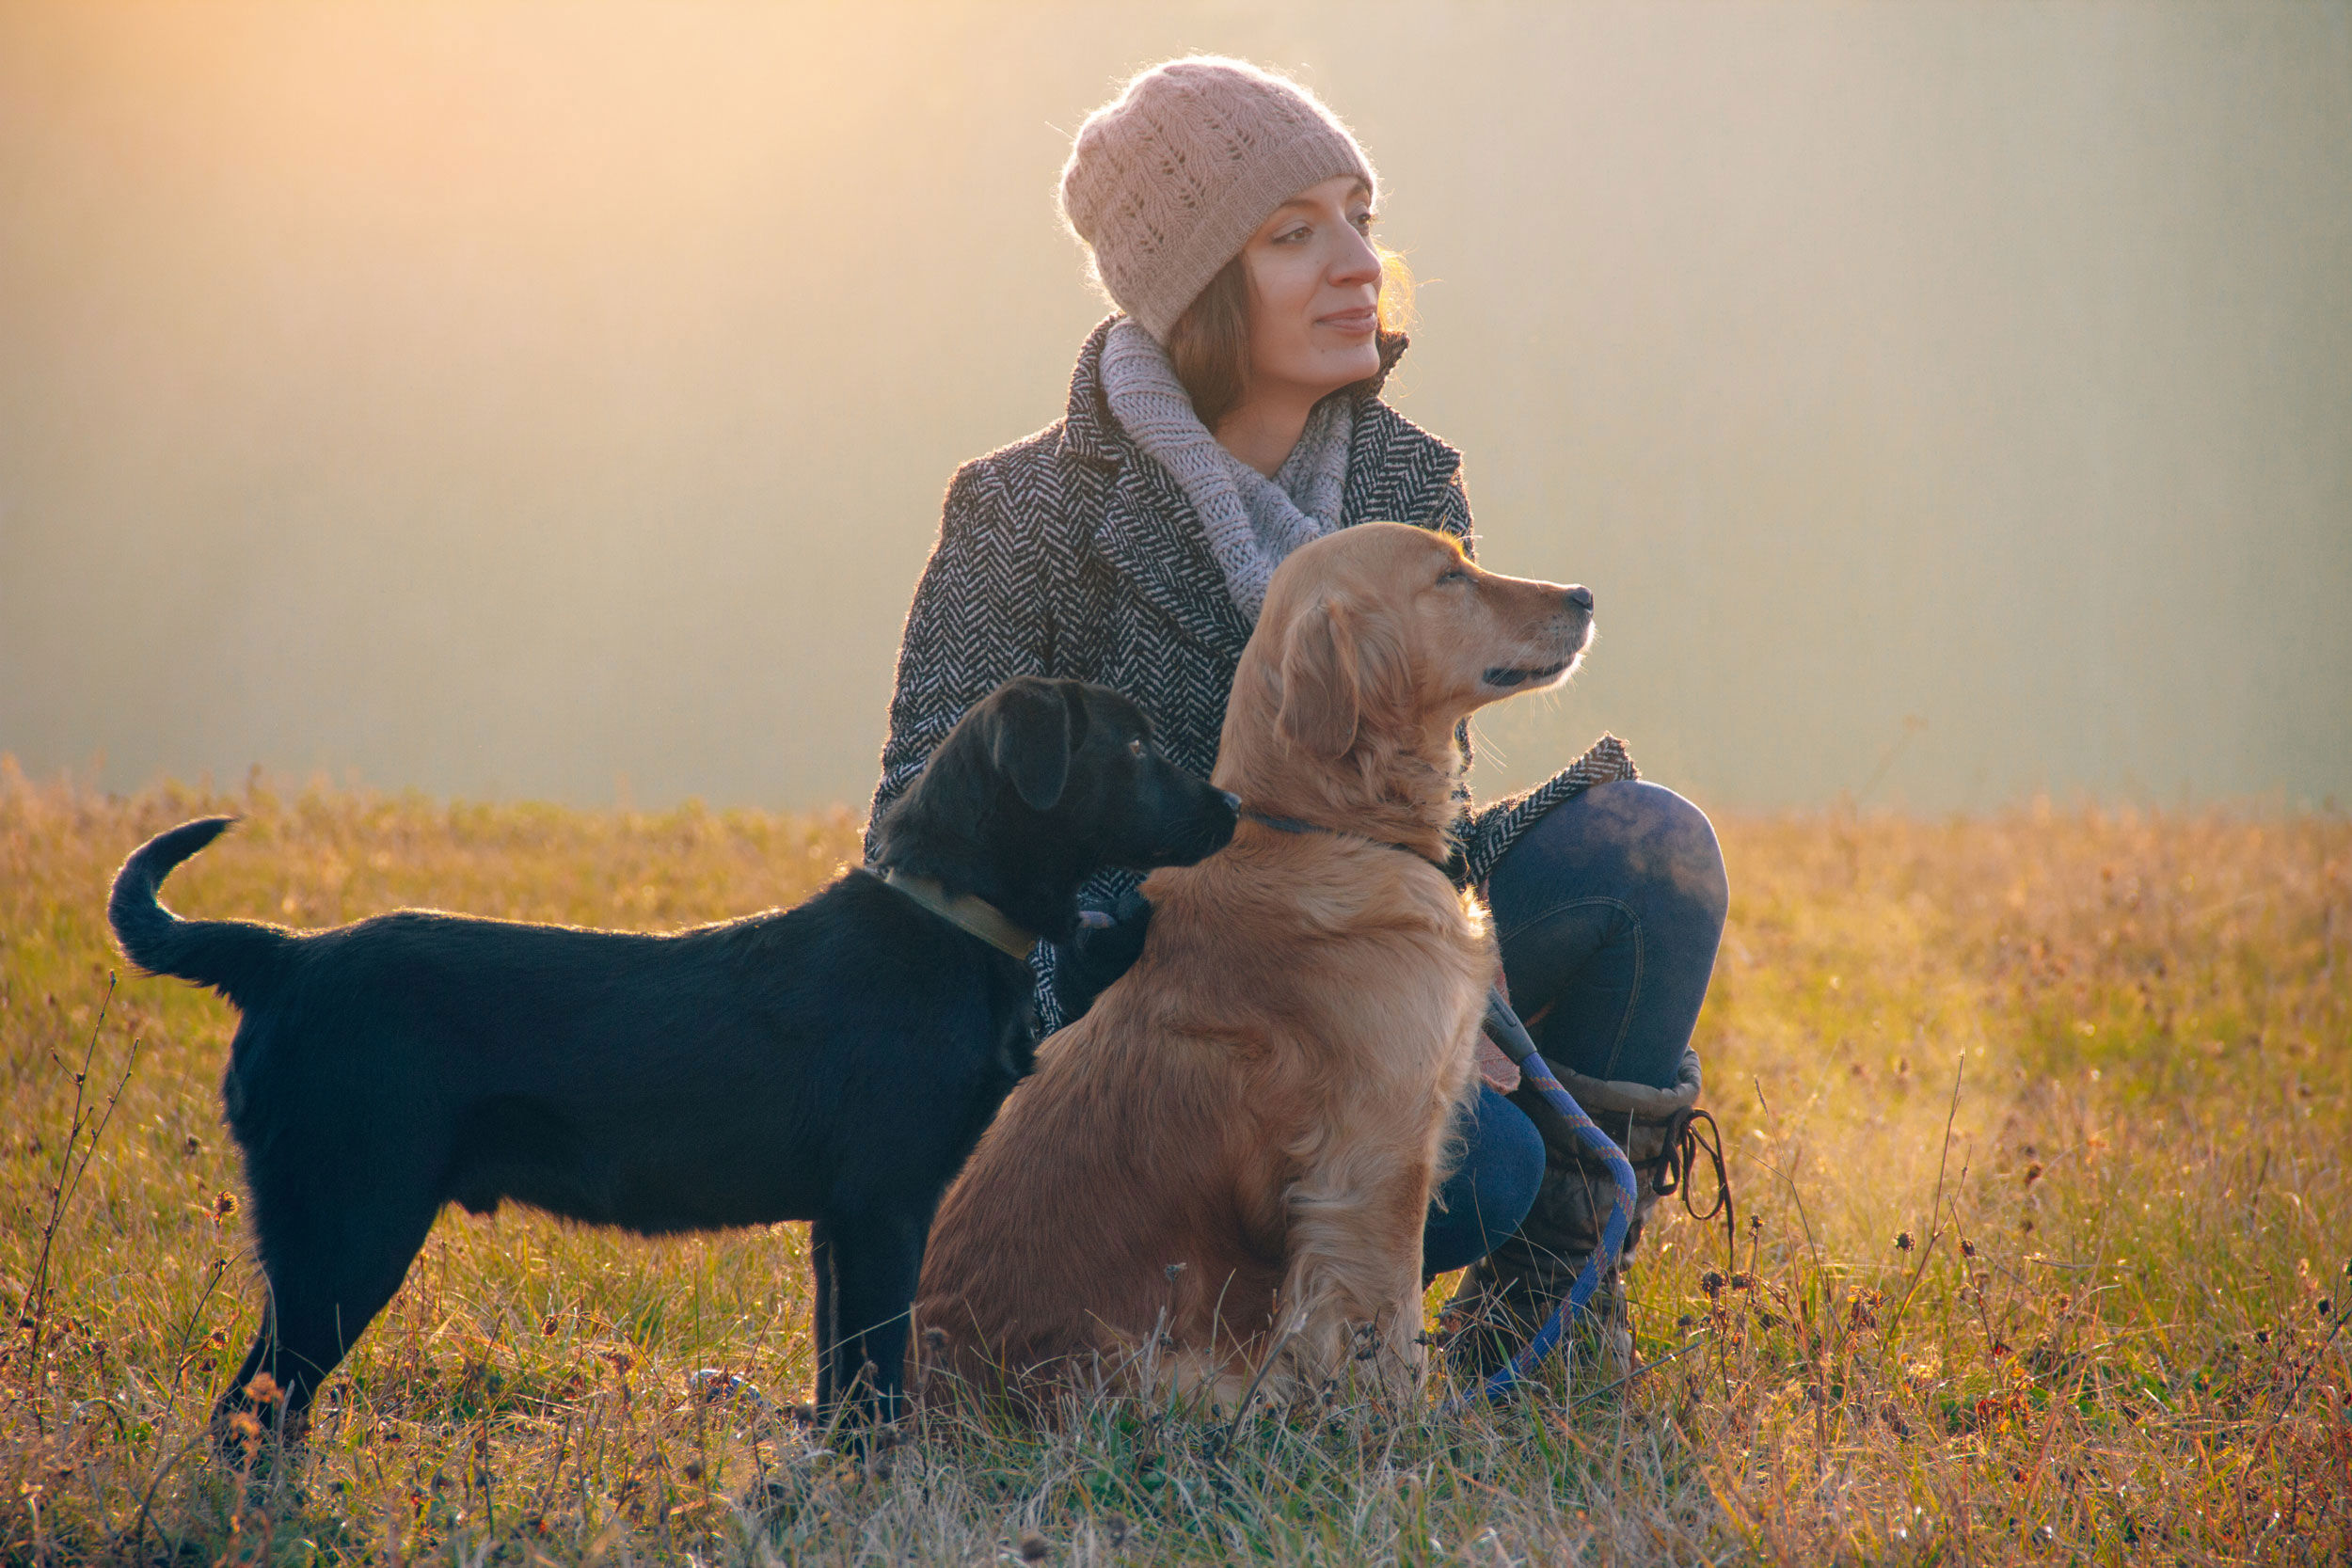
[1239,175,1384,407]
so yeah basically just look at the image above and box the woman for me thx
[867,57,1727,1370]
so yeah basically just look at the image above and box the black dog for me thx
[108,676,1237,1435]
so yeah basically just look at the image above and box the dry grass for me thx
[3,761,2345,1564]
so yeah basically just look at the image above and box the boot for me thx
[1444,1046,1719,1386]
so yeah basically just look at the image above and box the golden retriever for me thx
[913,522,1594,1412]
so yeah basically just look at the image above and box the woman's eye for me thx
[1127,737,1148,757]
[1353,211,1376,233]
[1274,225,1310,245]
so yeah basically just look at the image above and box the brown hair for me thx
[1165,246,1416,432]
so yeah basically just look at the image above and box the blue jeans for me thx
[1421,780,1729,1275]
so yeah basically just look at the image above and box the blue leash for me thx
[1443,987,1639,1411]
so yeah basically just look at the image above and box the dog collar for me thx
[863,867,1039,961]
[1240,810,1452,874]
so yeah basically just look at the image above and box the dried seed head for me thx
[1895,1231,1915,1253]
[1700,1270,1725,1298]
[1018,1531,1050,1562]
[1961,1239,1978,1259]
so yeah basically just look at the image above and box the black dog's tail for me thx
[108,817,293,1007]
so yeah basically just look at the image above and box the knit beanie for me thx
[1060,56,1378,343]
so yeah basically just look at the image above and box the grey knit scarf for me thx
[1100,318,1353,622]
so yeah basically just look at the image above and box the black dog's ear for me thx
[1060,680,1093,754]
[985,679,1073,812]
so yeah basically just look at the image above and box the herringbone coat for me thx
[868,319,1634,1027]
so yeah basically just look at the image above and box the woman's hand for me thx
[1477,960,1524,1093]
[1052,889,1154,1022]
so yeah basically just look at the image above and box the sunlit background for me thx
[4,1,2346,813]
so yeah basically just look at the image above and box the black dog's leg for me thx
[810,1219,841,1416]
[215,1169,439,1439]
[816,1209,925,1426]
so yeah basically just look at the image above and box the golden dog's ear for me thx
[1278,599,1361,758]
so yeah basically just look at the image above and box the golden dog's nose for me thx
[1565,584,1595,612]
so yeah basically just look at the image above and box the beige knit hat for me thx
[1060,56,1378,342]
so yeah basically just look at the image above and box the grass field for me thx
[3,762,2345,1565]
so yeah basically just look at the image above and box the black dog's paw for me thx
[1053,891,1153,1021]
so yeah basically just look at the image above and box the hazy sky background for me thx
[4,1,2347,814]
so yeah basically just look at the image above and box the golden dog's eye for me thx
[1128,737,1148,757]
[1438,566,1470,585]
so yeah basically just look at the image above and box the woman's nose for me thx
[1332,228,1382,286]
